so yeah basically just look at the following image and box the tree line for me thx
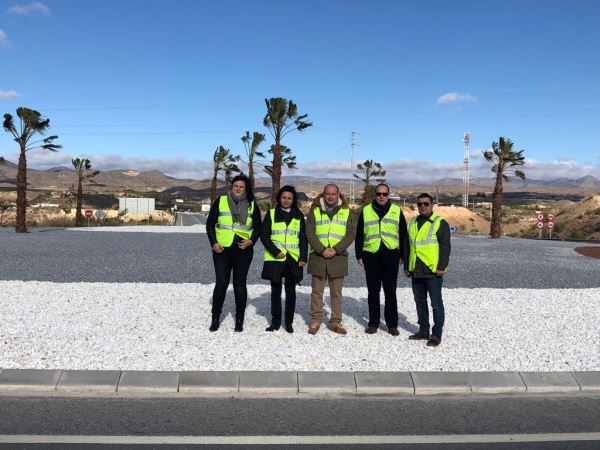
[2,102,526,238]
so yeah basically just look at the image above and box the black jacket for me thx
[206,196,262,247]
[260,206,308,284]
[355,200,409,267]
[409,213,451,278]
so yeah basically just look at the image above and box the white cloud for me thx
[0,29,8,46]
[436,92,477,106]
[7,2,51,15]
[0,89,20,101]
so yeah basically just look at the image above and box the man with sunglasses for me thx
[355,183,408,336]
[405,193,451,347]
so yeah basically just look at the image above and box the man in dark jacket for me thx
[355,183,409,336]
[260,186,308,333]
[405,193,451,347]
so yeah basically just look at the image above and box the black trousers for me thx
[363,249,400,328]
[270,262,297,326]
[211,245,253,317]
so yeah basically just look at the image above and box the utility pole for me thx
[350,131,357,207]
[463,133,470,208]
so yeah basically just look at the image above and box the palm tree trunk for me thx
[15,147,28,233]
[271,141,282,207]
[75,179,83,227]
[210,172,218,203]
[490,169,504,238]
[248,162,255,192]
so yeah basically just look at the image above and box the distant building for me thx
[117,197,155,214]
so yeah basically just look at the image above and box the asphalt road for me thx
[0,395,599,449]
[0,228,599,288]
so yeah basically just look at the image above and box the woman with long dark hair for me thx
[206,174,261,332]
[260,185,307,333]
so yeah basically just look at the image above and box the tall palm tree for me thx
[484,137,526,238]
[353,159,386,203]
[72,158,100,227]
[263,144,297,177]
[3,107,61,232]
[263,98,312,206]
[211,146,239,203]
[239,131,266,191]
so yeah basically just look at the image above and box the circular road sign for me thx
[449,226,457,233]
[537,221,544,229]
[548,213,555,221]
[537,213,544,221]
[548,222,554,229]
[84,209,93,219]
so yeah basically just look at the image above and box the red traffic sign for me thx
[84,209,93,219]
[537,213,544,221]
[548,222,554,229]
[548,213,555,221]
[537,221,544,229]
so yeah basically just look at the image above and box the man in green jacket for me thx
[306,184,356,335]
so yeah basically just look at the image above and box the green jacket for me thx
[306,193,357,278]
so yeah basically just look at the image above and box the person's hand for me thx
[435,270,445,277]
[323,248,336,259]
[404,270,411,278]
[357,258,364,267]
[238,239,253,250]
[298,261,306,267]
[212,243,224,254]
[276,252,285,259]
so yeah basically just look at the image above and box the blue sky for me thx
[1,0,599,183]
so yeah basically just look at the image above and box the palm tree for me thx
[263,98,312,205]
[263,144,297,177]
[484,137,526,238]
[211,146,239,203]
[3,108,61,232]
[353,159,386,203]
[239,131,266,191]
[72,158,100,227]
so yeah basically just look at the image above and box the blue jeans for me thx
[411,276,445,340]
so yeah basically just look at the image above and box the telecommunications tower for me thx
[462,133,470,208]
[350,131,357,207]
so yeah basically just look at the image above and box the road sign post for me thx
[84,209,93,227]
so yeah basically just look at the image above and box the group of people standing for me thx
[206,175,451,347]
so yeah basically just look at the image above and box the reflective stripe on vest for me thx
[264,209,301,262]
[408,214,443,273]
[215,196,255,247]
[312,207,349,251]
[362,203,401,253]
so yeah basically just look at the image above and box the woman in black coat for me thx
[260,186,308,333]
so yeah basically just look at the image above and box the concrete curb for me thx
[0,369,598,396]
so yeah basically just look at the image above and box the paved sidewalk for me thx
[0,369,598,396]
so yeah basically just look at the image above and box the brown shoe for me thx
[330,324,347,335]
[408,333,429,340]
[365,326,378,334]
[308,324,320,335]
[388,327,399,336]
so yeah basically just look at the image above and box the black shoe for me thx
[426,336,441,347]
[265,323,281,332]
[209,314,220,332]
[388,327,400,336]
[234,317,244,332]
[408,333,429,340]
[285,324,294,333]
[365,326,378,334]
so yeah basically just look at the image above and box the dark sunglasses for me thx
[375,192,389,197]
[417,202,431,207]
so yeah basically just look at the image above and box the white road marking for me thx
[0,433,599,445]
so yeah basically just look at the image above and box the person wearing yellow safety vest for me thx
[206,174,262,333]
[404,193,451,347]
[260,186,308,333]
[355,183,409,336]
[306,183,356,335]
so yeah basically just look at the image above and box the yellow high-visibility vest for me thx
[312,206,349,251]
[264,208,301,262]
[362,203,401,253]
[215,195,255,247]
[408,213,444,273]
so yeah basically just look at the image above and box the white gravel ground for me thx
[67,225,206,233]
[1,281,598,372]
